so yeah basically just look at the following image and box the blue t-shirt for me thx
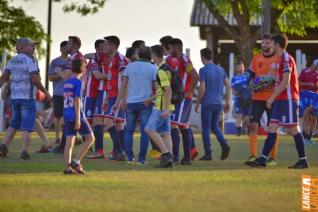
[199,63,226,105]
[63,77,84,121]
[123,61,157,103]
[48,57,68,96]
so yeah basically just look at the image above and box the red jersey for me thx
[85,56,101,98]
[66,50,86,70]
[106,52,127,97]
[165,54,194,100]
[275,52,299,100]
[298,67,318,92]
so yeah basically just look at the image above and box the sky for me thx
[11,0,206,91]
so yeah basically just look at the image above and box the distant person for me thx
[298,59,318,93]
[0,38,51,160]
[125,47,138,63]
[132,40,145,49]
[63,60,95,174]
[159,35,173,56]
[195,48,231,161]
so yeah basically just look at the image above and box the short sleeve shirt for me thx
[155,63,174,111]
[5,53,39,100]
[63,77,84,121]
[48,56,68,96]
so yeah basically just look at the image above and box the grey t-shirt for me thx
[48,56,68,96]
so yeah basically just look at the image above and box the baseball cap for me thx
[313,59,318,68]
[15,38,39,48]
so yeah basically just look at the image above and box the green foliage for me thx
[54,0,107,16]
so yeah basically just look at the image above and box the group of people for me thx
[0,32,314,174]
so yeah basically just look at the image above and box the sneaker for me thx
[36,145,53,153]
[63,167,77,175]
[20,151,31,160]
[52,146,64,154]
[0,144,9,159]
[87,152,105,159]
[288,159,309,169]
[180,158,191,165]
[109,151,126,161]
[245,157,266,168]
[127,160,136,165]
[149,149,161,159]
[136,161,148,165]
[199,155,212,161]
[267,158,277,166]
[70,160,85,174]
[157,153,173,168]
[74,137,83,146]
[221,144,230,160]
[244,156,256,165]
[190,148,198,161]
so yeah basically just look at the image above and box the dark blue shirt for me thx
[63,77,84,121]
[199,63,226,105]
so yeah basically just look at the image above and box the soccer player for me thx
[63,60,95,174]
[231,61,251,136]
[101,35,127,160]
[145,45,174,168]
[246,33,308,169]
[165,38,199,164]
[245,34,279,166]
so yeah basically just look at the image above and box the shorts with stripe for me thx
[104,97,126,123]
[270,99,299,126]
[84,96,97,120]
[94,90,107,118]
[170,98,192,127]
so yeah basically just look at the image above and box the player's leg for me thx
[34,118,52,153]
[170,105,181,162]
[178,99,192,163]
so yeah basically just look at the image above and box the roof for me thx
[190,0,262,26]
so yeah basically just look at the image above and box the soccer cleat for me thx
[52,146,64,154]
[266,158,277,166]
[20,151,31,160]
[136,161,148,165]
[244,156,256,165]
[87,152,105,159]
[288,159,309,169]
[180,158,191,165]
[190,148,198,161]
[36,145,53,153]
[63,167,77,175]
[127,160,136,165]
[245,158,266,168]
[157,153,173,168]
[70,160,85,174]
[109,151,126,161]
[199,155,212,161]
[0,144,9,159]
[221,144,230,160]
[149,149,161,159]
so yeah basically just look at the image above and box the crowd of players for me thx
[0,32,316,174]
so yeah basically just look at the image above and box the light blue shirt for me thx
[48,56,68,96]
[123,61,157,103]
[199,63,227,105]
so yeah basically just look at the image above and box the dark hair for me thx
[236,60,244,66]
[151,45,164,59]
[94,39,106,50]
[132,40,145,49]
[60,41,68,48]
[104,35,120,48]
[200,48,212,60]
[68,36,81,48]
[169,38,183,47]
[262,33,272,40]
[72,60,84,73]
[159,35,173,50]
[125,47,136,60]
[138,46,152,61]
[271,33,288,49]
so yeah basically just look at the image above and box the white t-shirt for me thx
[5,53,39,99]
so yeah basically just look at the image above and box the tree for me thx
[202,0,318,66]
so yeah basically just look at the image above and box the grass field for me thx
[0,132,317,212]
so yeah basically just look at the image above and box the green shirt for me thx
[155,62,175,111]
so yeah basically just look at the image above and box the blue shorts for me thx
[145,109,171,135]
[84,96,97,120]
[170,99,192,127]
[94,90,107,118]
[64,119,93,137]
[234,97,251,116]
[270,99,299,126]
[299,90,318,117]
[10,99,36,132]
[104,97,126,123]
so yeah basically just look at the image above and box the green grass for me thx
[0,132,317,212]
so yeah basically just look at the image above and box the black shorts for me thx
[53,95,63,118]
[249,100,272,125]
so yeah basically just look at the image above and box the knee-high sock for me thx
[269,137,279,160]
[118,127,126,152]
[189,128,196,149]
[249,135,257,157]
[260,133,277,162]
[180,128,191,161]
[171,128,180,160]
[293,133,306,159]
[94,125,104,153]
[108,126,122,153]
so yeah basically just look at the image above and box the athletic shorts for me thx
[64,119,93,137]
[53,95,63,118]
[234,97,251,116]
[104,97,126,123]
[94,90,107,118]
[145,109,171,135]
[170,98,192,127]
[250,100,272,125]
[270,99,299,126]
[299,90,318,117]
[84,96,97,120]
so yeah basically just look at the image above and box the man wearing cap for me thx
[0,38,51,160]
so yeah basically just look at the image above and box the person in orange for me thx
[245,34,279,166]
